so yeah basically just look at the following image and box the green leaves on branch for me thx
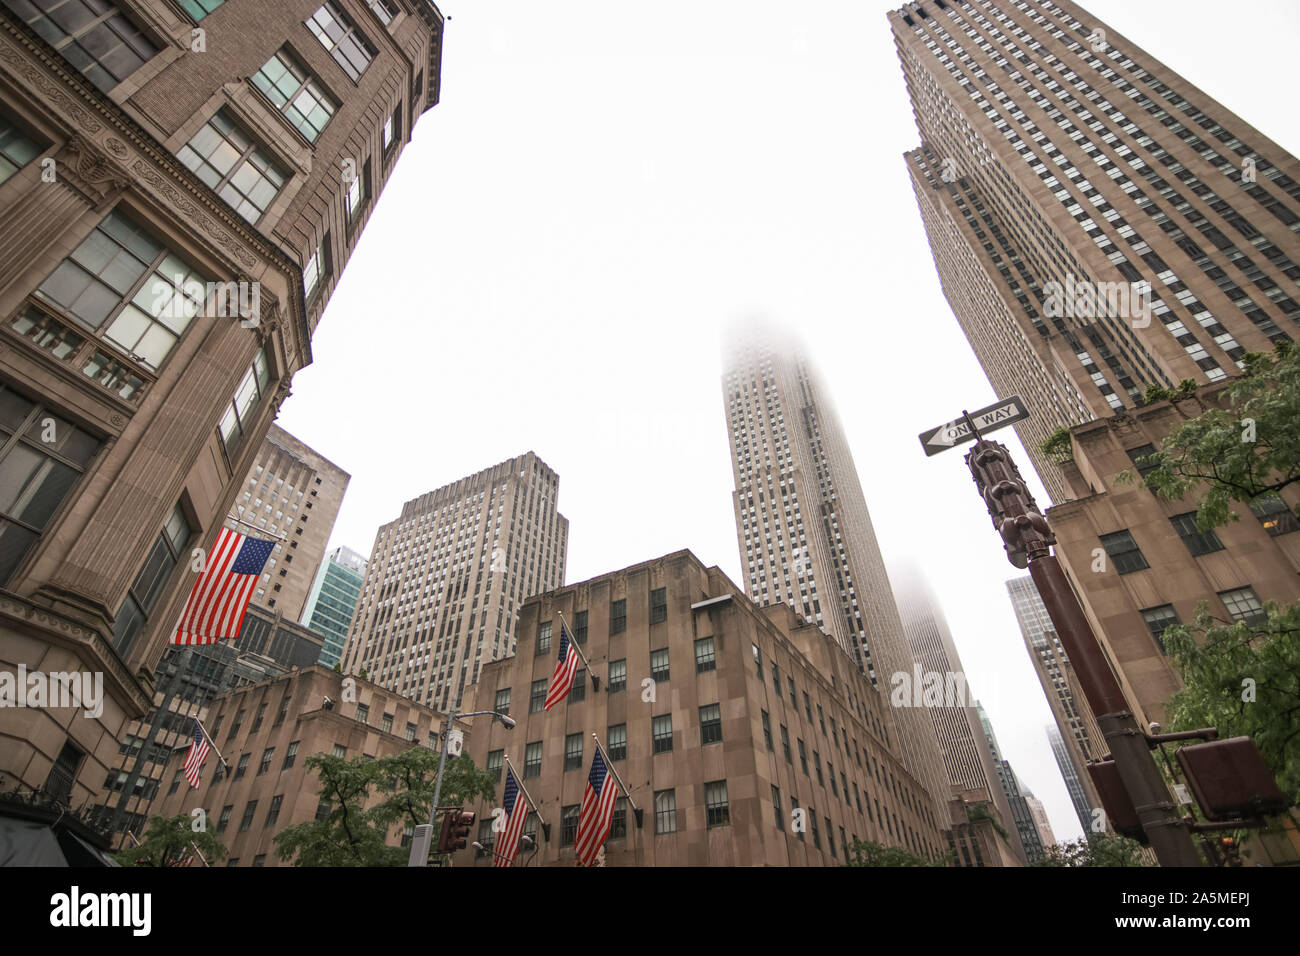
[1030,832,1149,867]
[112,813,227,867]
[273,748,497,867]
[843,838,951,867]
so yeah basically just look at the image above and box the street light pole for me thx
[963,420,1201,866]
[409,709,515,867]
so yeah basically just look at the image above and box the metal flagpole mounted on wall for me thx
[196,715,229,770]
[557,610,599,693]
[224,514,290,542]
[504,755,550,841]
[591,733,642,829]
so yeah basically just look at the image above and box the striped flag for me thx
[575,747,620,866]
[182,720,210,789]
[543,623,580,710]
[493,765,530,868]
[171,527,275,645]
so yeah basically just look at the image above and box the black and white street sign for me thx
[918,395,1029,456]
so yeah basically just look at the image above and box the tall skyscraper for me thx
[341,452,568,713]
[721,325,949,823]
[894,0,1300,724]
[303,545,367,667]
[0,0,444,826]
[1006,574,1104,808]
[892,565,1025,864]
[1027,792,1057,849]
[226,423,349,619]
[974,699,1044,862]
[1048,723,1094,834]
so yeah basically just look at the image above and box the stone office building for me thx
[459,550,946,867]
[149,664,455,866]
[0,0,443,824]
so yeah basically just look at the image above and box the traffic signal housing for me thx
[435,809,475,854]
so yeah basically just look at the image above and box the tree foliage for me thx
[1160,601,1300,803]
[113,812,227,867]
[1121,342,1299,532]
[1031,832,1148,867]
[273,748,496,867]
[843,838,951,867]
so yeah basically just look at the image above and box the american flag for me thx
[493,765,531,868]
[171,527,275,645]
[182,720,210,789]
[575,747,620,866]
[543,623,580,710]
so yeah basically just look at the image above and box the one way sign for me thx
[918,395,1029,456]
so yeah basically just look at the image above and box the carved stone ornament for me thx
[57,135,131,204]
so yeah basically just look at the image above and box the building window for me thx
[607,659,626,693]
[761,710,773,750]
[475,819,494,853]
[382,105,401,153]
[1249,493,1298,536]
[239,800,258,832]
[650,648,669,683]
[302,233,331,299]
[788,676,796,709]
[780,725,792,763]
[699,703,722,745]
[694,636,716,673]
[380,713,393,733]
[704,780,730,828]
[1125,443,1160,479]
[610,598,626,635]
[367,0,398,24]
[306,2,375,82]
[405,722,417,742]
[11,0,159,93]
[810,810,821,849]
[265,794,282,827]
[752,643,762,678]
[251,703,266,733]
[110,500,190,655]
[798,738,808,775]
[486,749,503,783]
[332,744,346,759]
[652,714,673,754]
[232,754,249,780]
[523,741,542,778]
[610,798,627,839]
[649,587,667,624]
[606,723,626,761]
[561,805,579,846]
[178,109,289,224]
[571,669,586,703]
[344,158,370,223]
[772,786,784,830]
[0,114,41,186]
[355,703,369,724]
[573,609,588,644]
[1139,604,1181,652]
[315,800,331,821]
[653,789,677,834]
[283,741,299,770]
[1219,586,1267,625]
[42,742,81,804]
[252,50,337,142]
[564,733,583,772]
[274,696,290,726]
[167,768,184,795]
[216,805,233,832]
[257,747,274,775]
[494,687,511,715]
[536,620,552,655]
[1170,512,1225,557]
[814,751,823,785]
[529,679,547,714]
[1099,529,1150,574]
[828,818,838,858]
[36,208,210,370]
[180,0,224,19]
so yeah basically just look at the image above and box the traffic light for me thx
[434,809,475,854]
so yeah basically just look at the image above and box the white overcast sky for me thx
[276,0,1300,844]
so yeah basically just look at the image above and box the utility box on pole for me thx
[407,824,434,867]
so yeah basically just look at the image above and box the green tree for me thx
[1032,832,1148,867]
[843,838,951,867]
[274,748,496,867]
[113,813,227,867]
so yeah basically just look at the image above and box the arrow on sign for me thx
[918,395,1029,456]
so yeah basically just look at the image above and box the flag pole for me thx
[557,611,598,691]
[591,733,641,828]
[195,715,229,770]
[224,514,289,542]
[504,755,549,837]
